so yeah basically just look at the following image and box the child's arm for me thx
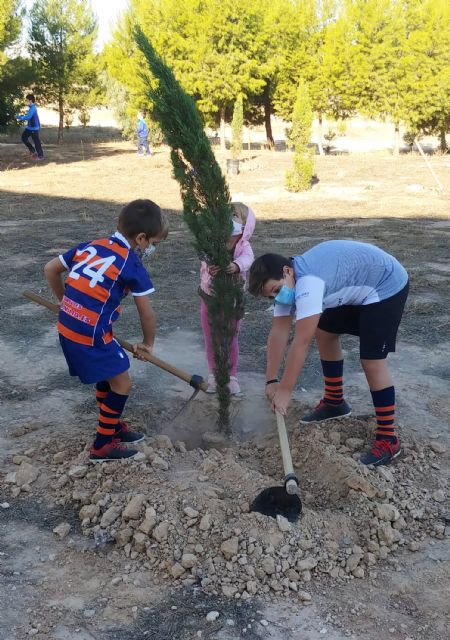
[231,242,254,274]
[44,257,67,302]
[265,316,291,399]
[272,313,321,415]
[133,295,156,359]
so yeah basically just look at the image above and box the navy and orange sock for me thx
[95,381,110,408]
[321,359,344,405]
[371,386,396,443]
[93,390,128,449]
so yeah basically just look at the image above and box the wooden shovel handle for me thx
[23,290,208,392]
[275,411,299,495]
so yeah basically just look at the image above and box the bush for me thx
[285,152,314,192]
[285,81,314,192]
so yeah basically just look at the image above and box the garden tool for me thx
[22,290,208,397]
[250,411,302,522]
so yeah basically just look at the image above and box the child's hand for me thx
[208,265,220,276]
[225,262,239,274]
[271,387,291,416]
[133,342,153,361]
[265,381,278,402]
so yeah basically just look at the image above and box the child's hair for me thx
[118,199,168,240]
[248,254,291,296]
[231,201,249,224]
[26,93,35,102]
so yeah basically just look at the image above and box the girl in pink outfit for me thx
[199,202,256,394]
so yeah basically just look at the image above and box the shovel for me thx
[23,290,208,393]
[250,411,302,523]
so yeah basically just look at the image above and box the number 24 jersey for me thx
[57,231,154,347]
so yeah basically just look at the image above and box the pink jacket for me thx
[199,206,256,295]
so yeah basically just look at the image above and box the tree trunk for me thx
[58,92,64,143]
[393,121,400,157]
[246,127,251,155]
[220,105,226,151]
[317,114,325,156]
[439,128,448,153]
[263,85,274,149]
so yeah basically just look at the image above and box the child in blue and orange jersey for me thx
[44,199,168,461]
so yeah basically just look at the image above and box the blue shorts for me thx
[59,335,130,384]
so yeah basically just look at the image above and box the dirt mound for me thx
[6,412,445,603]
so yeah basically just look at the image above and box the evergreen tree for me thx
[28,0,98,142]
[285,81,314,191]
[135,28,242,433]
[231,95,243,159]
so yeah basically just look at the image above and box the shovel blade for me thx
[250,486,302,523]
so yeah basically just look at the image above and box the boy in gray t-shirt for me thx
[249,240,409,466]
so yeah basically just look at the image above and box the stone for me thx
[0,502,10,509]
[353,566,365,579]
[53,451,67,463]
[5,472,16,484]
[376,503,400,522]
[261,556,276,575]
[199,514,212,531]
[206,611,220,622]
[115,528,133,547]
[432,490,445,503]
[221,585,237,597]
[53,522,71,539]
[329,432,341,446]
[276,515,291,532]
[346,553,362,572]
[122,494,146,520]
[377,524,400,547]
[201,459,218,473]
[183,507,199,518]
[298,590,312,602]
[68,465,88,479]
[100,506,121,528]
[298,539,314,551]
[15,462,39,487]
[155,434,173,449]
[152,455,169,471]
[56,475,69,488]
[429,442,447,454]
[377,466,395,483]
[152,521,170,542]
[170,563,186,579]
[297,557,318,572]
[345,474,377,498]
[133,532,148,553]
[220,537,239,560]
[408,541,420,552]
[260,619,269,627]
[79,504,100,521]
[181,553,197,569]
[345,437,364,451]
[139,517,157,535]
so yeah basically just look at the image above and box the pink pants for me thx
[200,299,241,377]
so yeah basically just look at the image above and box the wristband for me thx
[266,379,279,386]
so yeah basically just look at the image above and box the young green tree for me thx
[231,95,243,159]
[285,81,314,192]
[135,28,242,433]
[28,0,97,142]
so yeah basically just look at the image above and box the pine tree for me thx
[135,28,242,433]
[231,96,243,159]
[285,81,314,192]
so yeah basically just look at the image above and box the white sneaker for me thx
[206,373,217,393]
[228,376,241,395]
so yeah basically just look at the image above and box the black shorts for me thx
[317,282,409,360]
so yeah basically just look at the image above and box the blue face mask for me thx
[275,285,295,306]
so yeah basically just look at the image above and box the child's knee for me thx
[109,372,132,395]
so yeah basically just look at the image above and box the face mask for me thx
[275,285,295,306]
[135,244,156,260]
[231,218,243,236]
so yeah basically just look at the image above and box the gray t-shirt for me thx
[274,240,408,321]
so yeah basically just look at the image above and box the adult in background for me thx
[137,111,151,157]
[16,94,44,161]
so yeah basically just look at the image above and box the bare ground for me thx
[0,141,449,640]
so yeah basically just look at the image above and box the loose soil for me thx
[0,142,449,640]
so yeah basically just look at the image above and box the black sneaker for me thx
[89,440,139,462]
[300,399,352,423]
[115,421,145,444]
[360,438,401,466]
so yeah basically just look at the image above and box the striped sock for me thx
[94,390,128,449]
[321,359,344,405]
[95,381,110,408]
[371,386,396,443]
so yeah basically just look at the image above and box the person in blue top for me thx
[137,111,151,157]
[16,94,44,160]
[249,240,409,467]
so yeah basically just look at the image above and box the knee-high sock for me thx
[371,386,396,442]
[93,390,128,449]
[95,381,110,408]
[321,359,344,405]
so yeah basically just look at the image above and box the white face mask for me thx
[231,218,243,236]
[136,244,156,260]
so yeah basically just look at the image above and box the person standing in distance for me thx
[16,94,44,161]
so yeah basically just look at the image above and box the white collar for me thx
[113,231,131,249]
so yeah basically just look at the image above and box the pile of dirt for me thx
[3,414,449,603]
